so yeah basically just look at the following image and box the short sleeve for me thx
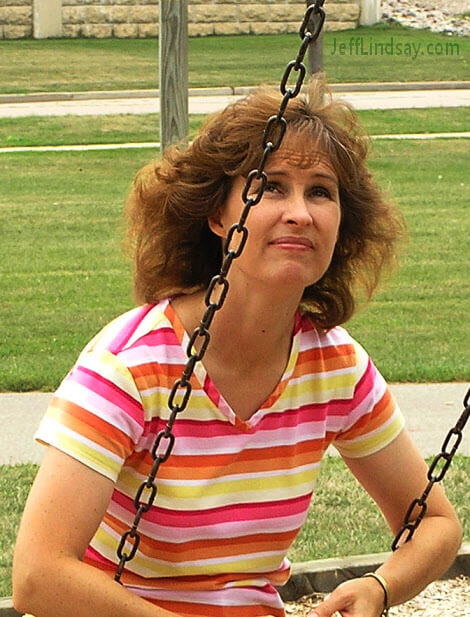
[35,347,145,482]
[332,340,405,458]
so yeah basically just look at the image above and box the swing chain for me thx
[114,0,327,584]
[391,388,469,553]
[375,388,470,616]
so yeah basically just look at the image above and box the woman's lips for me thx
[269,236,313,249]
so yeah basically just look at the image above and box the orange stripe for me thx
[53,398,134,457]
[343,390,394,437]
[125,440,324,480]
[103,513,297,560]
[296,343,355,370]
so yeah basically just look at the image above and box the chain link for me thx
[377,388,470,616]
[391,388,470,553]
[114,0,327,583]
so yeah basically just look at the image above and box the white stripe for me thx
[128,583,283,606]
[0,142,160,153]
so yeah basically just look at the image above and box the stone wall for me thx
[0,1,362,40]
[0,0,33,39]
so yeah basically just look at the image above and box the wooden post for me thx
[306,0,323,75]
[159,0,189,152]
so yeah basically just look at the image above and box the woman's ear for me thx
[208,209,226,239]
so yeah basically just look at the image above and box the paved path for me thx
[1,383,468,465]
[1,85,469,118]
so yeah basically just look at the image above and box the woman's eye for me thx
[265,182,279,193]
[311,186,331,199]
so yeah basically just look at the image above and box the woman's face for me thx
[209,143,341,297]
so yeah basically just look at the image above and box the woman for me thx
[13,76,462,617]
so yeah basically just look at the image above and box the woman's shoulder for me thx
[298,312,358,347]
[298,313,369,372]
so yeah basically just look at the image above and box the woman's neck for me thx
[172,284,301,371]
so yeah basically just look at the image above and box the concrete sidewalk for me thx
[1,81,469,117]
[1,383,468,465]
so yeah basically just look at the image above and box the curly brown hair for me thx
[126,75,405,329]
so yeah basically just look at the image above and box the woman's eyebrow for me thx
[266,169,338,186]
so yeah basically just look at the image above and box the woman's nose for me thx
[282,195,313,226]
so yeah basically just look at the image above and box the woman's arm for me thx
[13,446,182,617]
[309,429,462,617]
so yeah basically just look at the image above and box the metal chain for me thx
[377,387,470,617]
[114,0,327,583]
[391,388,470,551]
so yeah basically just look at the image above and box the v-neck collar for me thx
[163,299,302,431]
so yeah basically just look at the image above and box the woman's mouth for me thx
[269,236,314,250]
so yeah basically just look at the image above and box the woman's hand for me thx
[307,576,386,617]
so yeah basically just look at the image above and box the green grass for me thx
[1,136,468,390]
[1,455,468,598]
[349,138,469,381]
[0,464,38,599]
[0,24,468,94]
[0,107,469,149]
[289,455,470,562]
[0,149,151,391]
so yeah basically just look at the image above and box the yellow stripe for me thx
[336,415,405,458]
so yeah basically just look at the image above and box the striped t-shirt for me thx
[35,299,404,617]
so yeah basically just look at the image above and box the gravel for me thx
[285,576,470,617]
[381,0,470,36]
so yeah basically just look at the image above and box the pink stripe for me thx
[84,545,115,568]
[131,327,182,349]
[142,401,346,438]
[107,304,155,354]
[112,490,311,527]
[204,374,220,408]
[352,358,377,407]
[73,365,143,426]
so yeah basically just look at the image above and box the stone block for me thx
[138,21,158,37]
[239,4,304,23]
[0,6,32,26]
[1,0,31,5]
[62,6,86,24]
[114,22,138,37]
[62,23,81,37]
[250,21,289,34]
[81,23,113,37]
[4,24,33,38]
[324,20,357,31]
[128,5,157,23]
[110,5,128,23]
[189,4,226,23]
[87,6,110,23]
[63,0,97,5]
[328,3,360,22]
[188,22,215,37]
[213,22,250,35]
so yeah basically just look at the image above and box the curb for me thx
[1,544,468,615]
[1,81,469,104]
[279,542,470,601]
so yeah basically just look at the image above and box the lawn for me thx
[0,131,469,390]
[1,455,468,598]
[0,24,468,94]
[0,107,469,148]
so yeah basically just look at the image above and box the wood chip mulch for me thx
[284,576,469,617]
